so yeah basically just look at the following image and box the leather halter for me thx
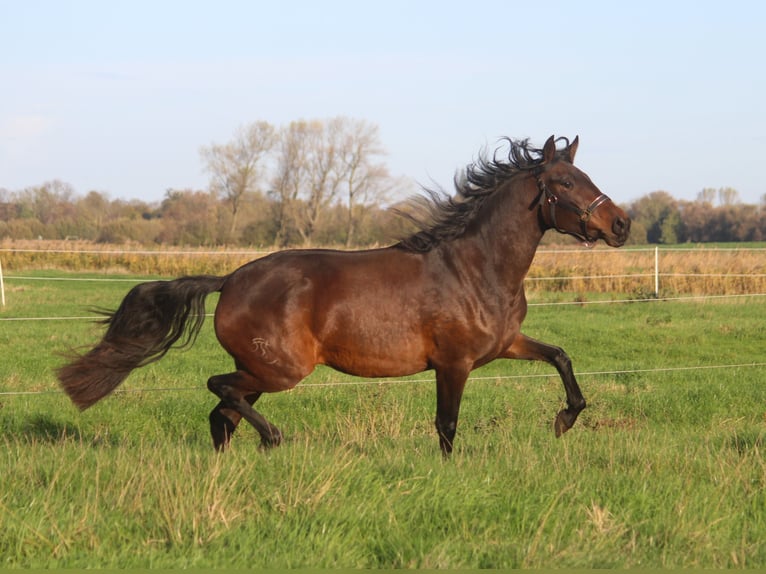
[536,176,611,243]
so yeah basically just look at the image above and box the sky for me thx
[1,0,765,206]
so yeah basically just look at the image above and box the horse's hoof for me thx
[260,427,283,449]
[554,410,571,437]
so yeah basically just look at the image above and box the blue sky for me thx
[1,0,764,205]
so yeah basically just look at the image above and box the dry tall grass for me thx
[0,240,262,276]
[527,246,766,297]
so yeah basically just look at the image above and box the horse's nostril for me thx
[613,217,628,235]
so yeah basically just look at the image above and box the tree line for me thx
[627,189,765,244]
[1,118,764,247]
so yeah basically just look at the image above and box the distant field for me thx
[1,262,766,567]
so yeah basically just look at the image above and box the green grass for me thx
[1,273,766,567]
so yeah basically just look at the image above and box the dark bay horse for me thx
[58,135,630,454]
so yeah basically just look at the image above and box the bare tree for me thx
[298,120,342,245]
[200,121,277,241]
[18,180,76,225]
[270,119,343,246]
[696,187,717,205]
[718,186,740,206]
[331,117,391,246]
[270,120,313,247]
[270,117,394,247]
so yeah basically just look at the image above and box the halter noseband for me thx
[536,176,611,243]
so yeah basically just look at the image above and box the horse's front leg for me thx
[434,365,470,456]
[501,333,586,436]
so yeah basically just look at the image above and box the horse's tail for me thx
[57,275,226,410]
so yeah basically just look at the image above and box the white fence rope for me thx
[528,293,766,306]
[0,247,272,256]
[3,246,766,257]
[2,362,765,398]
[3,292,766,323]
[3,275,144,282]
[6,271,766,283]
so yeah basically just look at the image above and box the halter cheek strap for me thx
[536,177,611,243]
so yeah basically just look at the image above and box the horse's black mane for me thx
[395,137,572,252]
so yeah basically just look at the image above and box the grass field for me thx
[2,263,766,567]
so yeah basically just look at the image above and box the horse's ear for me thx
[567,136,579,163]
[542,135,556,164]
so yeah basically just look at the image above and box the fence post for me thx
[0,258,5,307]
[654,246,659,298]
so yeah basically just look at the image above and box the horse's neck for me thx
[476,185,544,279]
[436,189,544,290]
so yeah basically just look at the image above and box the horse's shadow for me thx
[14,414,90,445]
[10,411,204,449]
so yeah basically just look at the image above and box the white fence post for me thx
[0,258,5,307]
[654,246,659,298]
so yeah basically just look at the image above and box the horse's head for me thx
[534,136,630,247]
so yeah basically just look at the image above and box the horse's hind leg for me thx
[207,372,282,450]
[209,392,261,451]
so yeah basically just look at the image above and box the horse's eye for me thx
[561,180,573,190]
